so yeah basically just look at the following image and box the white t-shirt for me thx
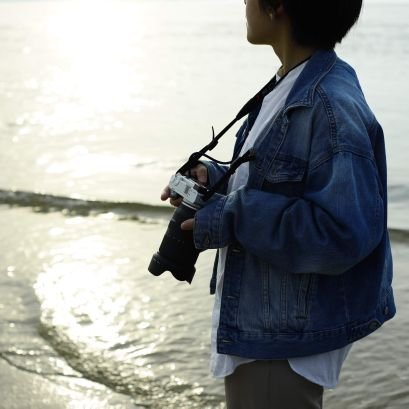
[210,62,352,388]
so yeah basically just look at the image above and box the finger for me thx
[170,197,183,207]
[190,164,208,185]
[161,186,171,201]
[180,218,195,231]
[196,165,208,185]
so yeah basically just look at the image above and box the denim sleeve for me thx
[193,151,384,275]
[200,160,229,195]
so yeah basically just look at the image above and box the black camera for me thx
[148,148,255,284]
[147,66,278,284]
[148,173,208,283]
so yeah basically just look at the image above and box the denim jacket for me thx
[193,50,396,359]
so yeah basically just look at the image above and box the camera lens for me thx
[148,203,200,283]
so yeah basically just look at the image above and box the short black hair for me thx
[260,0,363,50]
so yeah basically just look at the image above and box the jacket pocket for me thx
[261,153,307,197]
[296,273,315,320]
[280,272,316,332]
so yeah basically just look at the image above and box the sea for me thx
[0,0,408,408]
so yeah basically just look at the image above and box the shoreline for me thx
[0,360,139,409]
[0,208,407,409]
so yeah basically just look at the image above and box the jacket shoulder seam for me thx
[310,148,376,172]
[315,85,338,150]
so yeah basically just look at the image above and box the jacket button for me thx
[231,243,242,253]
[384,306,389,316]
[369,320,380,331]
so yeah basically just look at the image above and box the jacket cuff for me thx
[200,160,229,194]
[193,194,228,250]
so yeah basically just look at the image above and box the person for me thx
[161,0,396,407]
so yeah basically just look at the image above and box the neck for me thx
[273,38,316,77]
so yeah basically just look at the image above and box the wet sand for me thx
[0,206,408,408]
[0,360,138,409]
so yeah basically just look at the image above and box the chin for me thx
[246,29,265,45]
[247,35,262,45]
[246,31,256,44]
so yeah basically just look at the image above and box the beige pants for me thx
[224,360,323,409]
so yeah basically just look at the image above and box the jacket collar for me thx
[284,49,337,111]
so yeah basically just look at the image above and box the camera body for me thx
[148,173,208,283]
[168,173,207,209]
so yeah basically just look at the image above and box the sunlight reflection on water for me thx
[27,211,222,406]
[1,0,409,407]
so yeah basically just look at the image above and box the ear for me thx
[274,3,285,15]
[267,2,285,20]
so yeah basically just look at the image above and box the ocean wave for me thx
[389,184,409,200]
[2,188,409,243]
[388,228,409,244]
[0,188,172,223]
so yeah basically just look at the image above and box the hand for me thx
[160,187,194,230]
[160,188,194,229]
[181,218,195,231]
[180,163,208,231]
[160,163,208,207]
[161,185,183,207]
[188,163,208,186]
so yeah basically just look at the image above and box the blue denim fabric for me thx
[193,50,396,359]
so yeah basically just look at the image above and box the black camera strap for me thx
[177,57,310,175]
[202,148,256,201]
[177,77,276,175]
